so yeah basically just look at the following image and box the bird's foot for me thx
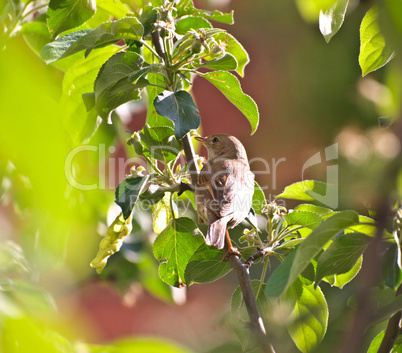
[221,246,241,261]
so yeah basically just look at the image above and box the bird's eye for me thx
[212,137,219,143]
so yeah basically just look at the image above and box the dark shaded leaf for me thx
[140,124,182,163]
[185,243,231,285]
[115,175,150,219]
[41,17,144,64]
[153,90,200,140]
[47,0,96,37]
[315,233,369,285]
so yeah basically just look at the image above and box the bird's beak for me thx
[194,136,207,144]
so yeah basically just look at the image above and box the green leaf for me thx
[115,175,150,219]
[319,0,349,43]
[266,210,359,298]
[199,71,259,135]
[184,243,231,285]
[93,51,160,119]
[151,192,173,235]
[285,210,323,229]
[47,0,96,37]
[347,215,376,236]
[176,0,234,24]
[139,5,158,37]
[367,331,385,353]
[153,90,201,140]
[359,6,395,76]
[94,51,144,95]
[61,45,120,143]
[153,217,204,287]
[41,17,144,64]
[276,180,338,208]
[294,204,336,219]
[325,255,362,288]
[382,244,402,289]
[96,0,130,20]
[213,32,249,77]
[140,124,182,164]
[252,181,265,214]
[175,16,212,35]
[282,280,328,353]
[315,233,369,285]
[197,53,238,71]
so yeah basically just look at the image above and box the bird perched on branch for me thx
[194,134,255,257]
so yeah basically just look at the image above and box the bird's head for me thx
[194,134,248,160]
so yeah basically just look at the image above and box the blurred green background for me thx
[1,0,400,352]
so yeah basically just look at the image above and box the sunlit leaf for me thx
[175,16,212,35]
[282,280,328,353]
[359,6,395,76]
[151,192,173,235]
[176,0,234,24]
[276,180,338,208]
[252,181,265,214]
[319,0,349,43]
[213,32,249,77]
[285,210,323,229]
[199,71,259,135]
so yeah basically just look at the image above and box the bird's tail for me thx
[206,218,230,249]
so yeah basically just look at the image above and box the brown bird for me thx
[194,134,255,256]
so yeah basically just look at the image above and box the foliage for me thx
[1,0,402,352]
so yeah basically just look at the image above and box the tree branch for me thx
[227,251,276,353]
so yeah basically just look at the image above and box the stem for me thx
[140,39,161,59]
[181,133,199,186]
[256,257,269,299]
